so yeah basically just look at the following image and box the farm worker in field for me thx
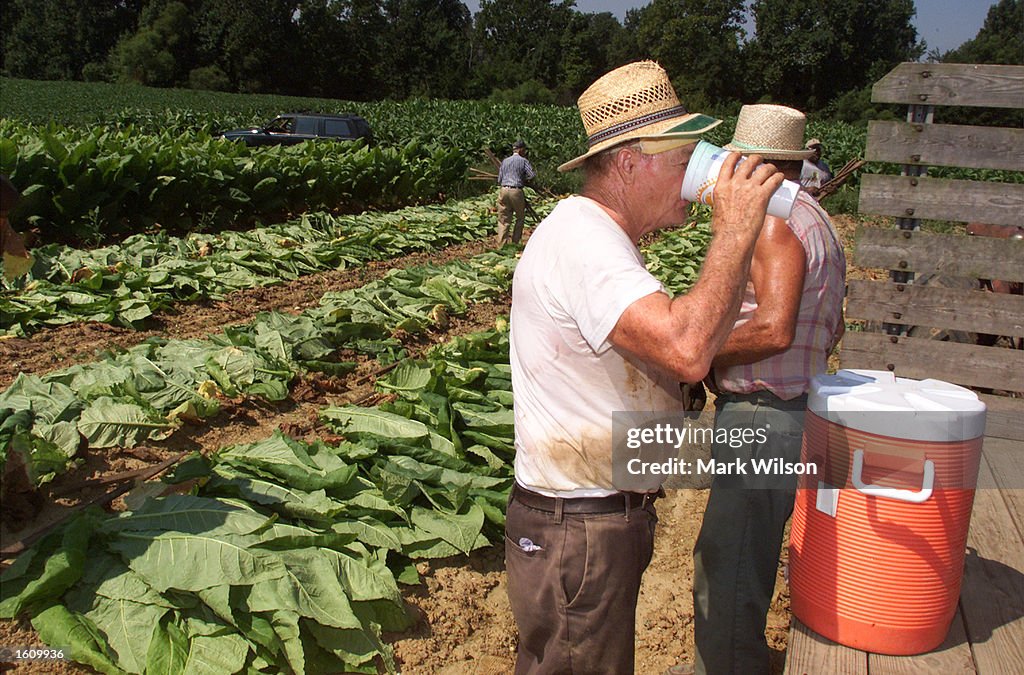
[496,139,536,246]
[0,176,33,281]
[685,105,846,675]
[506,60,784,674]
[799,138,833,198]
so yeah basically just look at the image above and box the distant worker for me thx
[496,139,536,246]
[0,176,33,281]
[799,138,832,198]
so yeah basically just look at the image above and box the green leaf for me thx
[243,548,362,630]
[84,596,167,674]
[77,397,174,448]
[32,604,125,675]
[146,617,189,675]
[321,405,430,440]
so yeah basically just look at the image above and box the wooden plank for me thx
[839,332,1024,393]
[784,618,868,674]
[865,121,1024,172]
[846,279,1024,338]
[854,228,1024,283]
[867,607,975,674]
[980,436,1024,538]
[959,450,1024,675]
[858,175,1024,227]
[978,394,1024,442]
[872,63,1024,109]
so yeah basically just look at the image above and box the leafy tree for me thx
[746,0,924,111]
[1,0,140,80]
[194,0,302,94]
[558,11,638,102]
[472,0,576,94]
[377,0,472,99]
[942,0,1022,65]
[111,0,193,86]
[627,0,746,112]
[294,0,387,100]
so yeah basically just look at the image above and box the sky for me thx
[462,0,997,55]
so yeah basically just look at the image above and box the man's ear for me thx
[614,145,640,184]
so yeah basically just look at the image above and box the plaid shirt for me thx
[498,153,535,188]
[715,192,846,400]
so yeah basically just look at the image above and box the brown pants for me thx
[505,490,657,674]
[497,187,526,245]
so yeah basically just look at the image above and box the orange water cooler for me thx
[789,369,987,655]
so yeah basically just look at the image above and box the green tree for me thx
[627,0,746,112]
[746,0,923,111]
[942,0,1022,65]
[1,0,140,80]
[377,0,472,99]
[294,0,386,100]
[558,11,638,102]
[111,0,193,86]
[472,0,576,94]
[194,0,302,94]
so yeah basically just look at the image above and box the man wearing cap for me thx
[496,140,536,246]
[800,138,833,198]
[687,105,846,675]
[506,61,785,674]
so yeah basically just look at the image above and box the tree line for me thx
[1,0,1020,119]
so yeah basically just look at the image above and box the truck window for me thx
[266,117,295,133]
[324,119,352,137]
[295,117,318,135]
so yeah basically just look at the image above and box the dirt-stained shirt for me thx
[509,196,683,497]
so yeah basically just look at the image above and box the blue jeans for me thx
[693,392,807,675]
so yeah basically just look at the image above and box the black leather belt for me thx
[500,185,524,189]
[512,483,661,514]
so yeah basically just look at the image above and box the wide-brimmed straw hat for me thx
[558,61,721,172]
[724,104,816,160]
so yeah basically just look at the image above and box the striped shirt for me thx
[715,191,846,400]
[498,153,536,188]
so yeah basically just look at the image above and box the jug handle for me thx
[851,449,934,503]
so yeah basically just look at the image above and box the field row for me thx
[1,193,543,336]
[0,121,469,244]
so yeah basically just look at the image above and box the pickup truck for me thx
[218,113,373,147]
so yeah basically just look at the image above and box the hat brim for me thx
[558,113,721,172]
[722,143,816,160]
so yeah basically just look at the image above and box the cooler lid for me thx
[807,369,987,442]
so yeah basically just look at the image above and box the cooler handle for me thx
[851,449,934,503]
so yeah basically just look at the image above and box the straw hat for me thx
[724,104,816,160]
[558,61,721,172]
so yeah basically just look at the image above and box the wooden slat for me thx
[872,63,1024,109]
[959,450,1024,674]
[980,436,1024,538]
[855,228,1024,282]
[867,607,975,674]
[784,618,868,674]
[865,121,1024,172]
[846,279,1024,338]
[977,394,1024,442]
[858,175,1024,227]
[839,332,1024,393]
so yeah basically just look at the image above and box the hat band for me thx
[728,139,802,154]
[587,105,688,148]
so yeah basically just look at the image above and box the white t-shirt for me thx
[509,196,684,497]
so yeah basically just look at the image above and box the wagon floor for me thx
[784,435,1024,674]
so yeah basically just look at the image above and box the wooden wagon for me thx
[785,63,1024,674]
